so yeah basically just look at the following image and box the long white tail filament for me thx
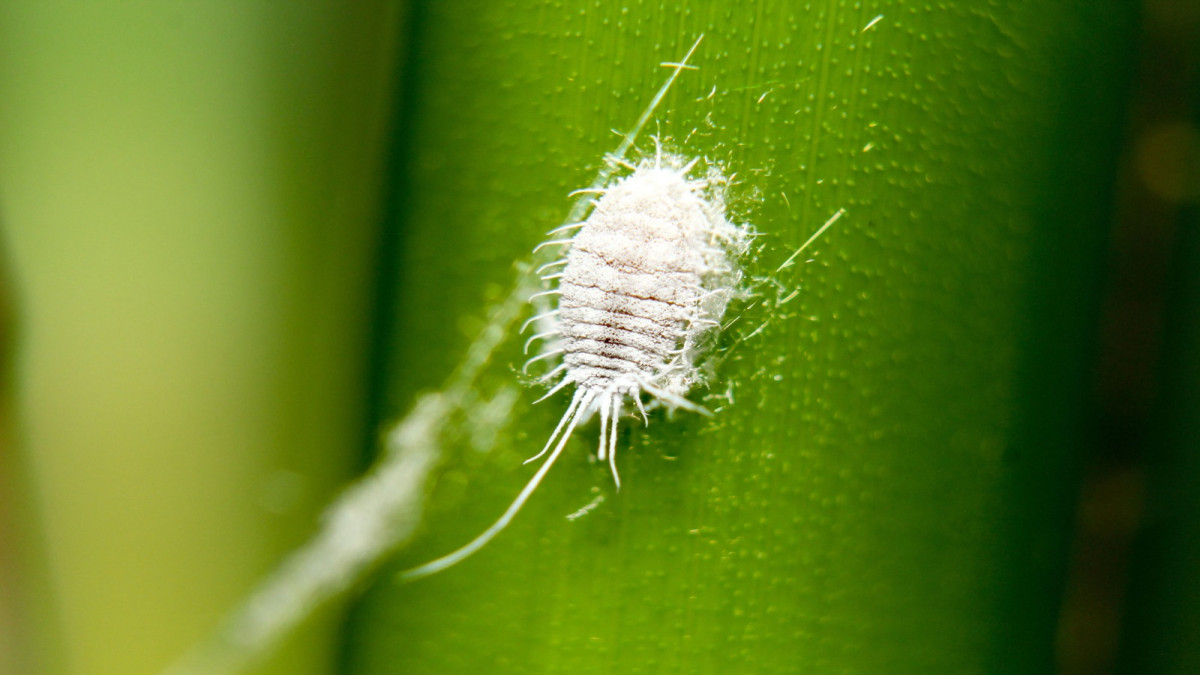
[398,388,598,581]
[398,34,708,583]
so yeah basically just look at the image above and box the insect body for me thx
[400,150,748,581]
[536,152,747,486]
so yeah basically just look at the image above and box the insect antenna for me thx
[399,388,598,582]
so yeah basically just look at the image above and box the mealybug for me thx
[400,144,751,580]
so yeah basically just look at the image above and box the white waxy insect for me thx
[400,144,751,580]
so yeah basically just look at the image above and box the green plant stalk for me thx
[347,2,1136,672]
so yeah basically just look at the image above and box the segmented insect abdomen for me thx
[556,168,708,392]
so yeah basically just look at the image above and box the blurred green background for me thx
[0,3,402,673]
[0,1,1197,674]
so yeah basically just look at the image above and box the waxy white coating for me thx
[400,150,748,582]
